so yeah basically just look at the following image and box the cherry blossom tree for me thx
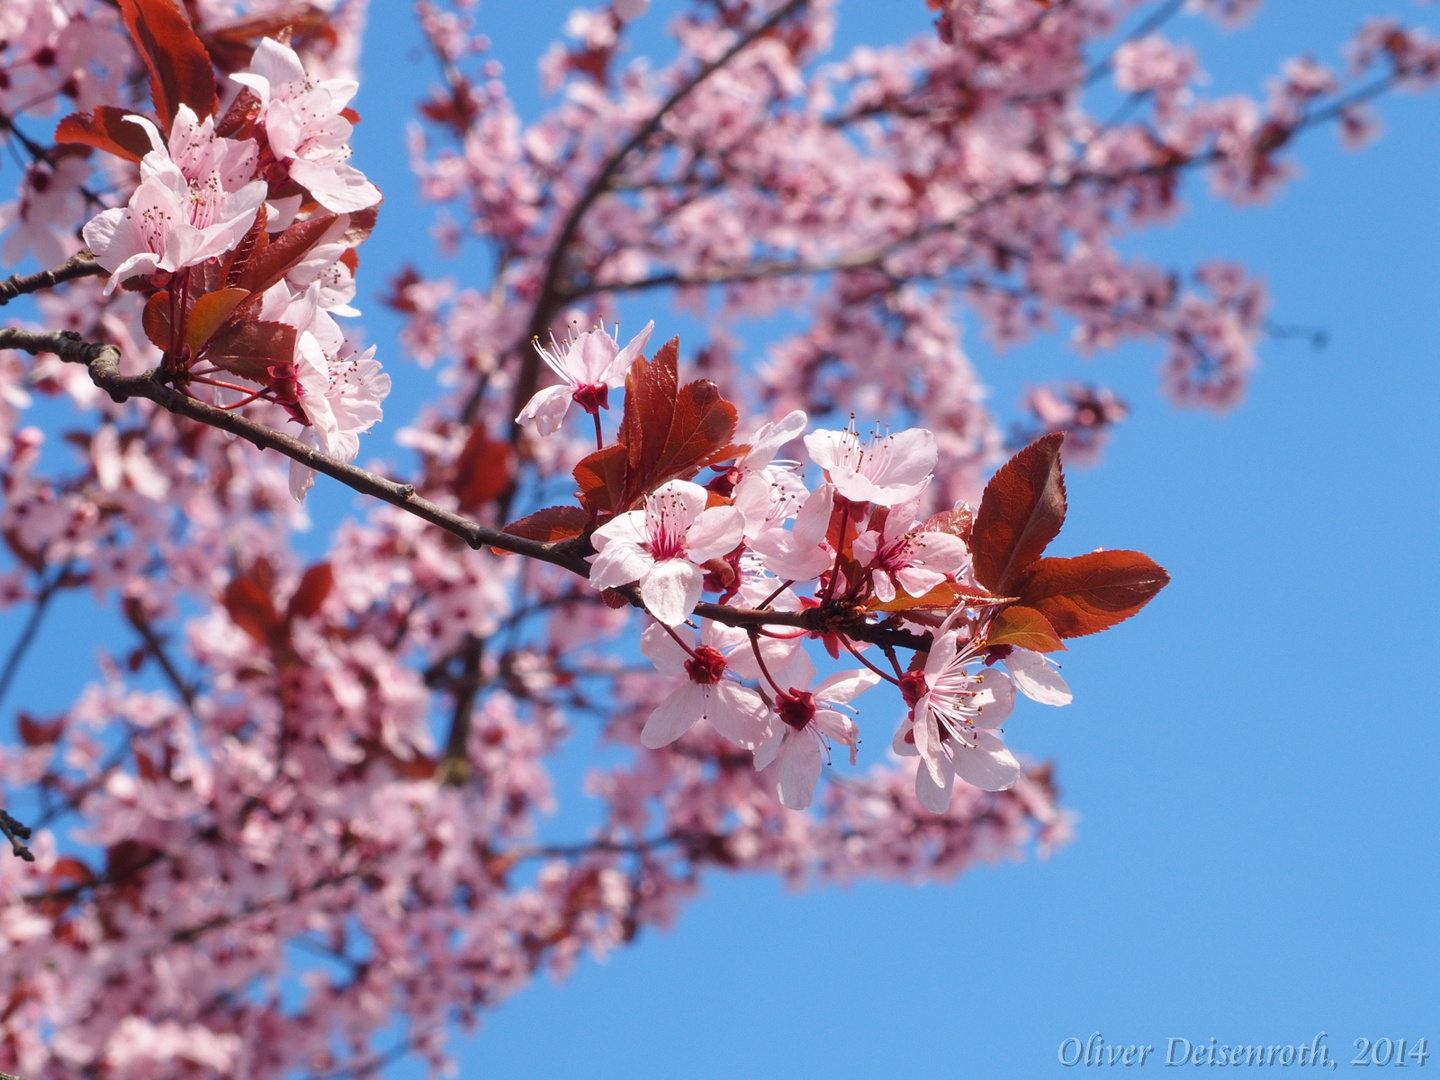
[0,0,1433,1076]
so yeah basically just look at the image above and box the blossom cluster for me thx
[513,323,1163,811]
[61,10,387,500]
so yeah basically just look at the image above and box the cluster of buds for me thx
[511,325,1170,811]
[57,1,387,500]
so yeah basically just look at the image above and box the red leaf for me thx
[986,605,1067,653]
[222,572,284,647]
[237,212,339,296]
[222,203,268,288]
[1014,550,1170,638]
[971,433,1067,594]
[919,504,974,545]
[186,287,250,352]
[454,426,514,510]
[206,320,296,381]
[141,291,172,351]
[648,379,739,490]
[574,444,628,515]
[55,107,154,163]
[286,563,334,622]
[118,0,218,128]
[620,336,679,488]
[17,713,63,746]
[501,506,589,547]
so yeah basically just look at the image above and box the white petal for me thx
[516,383,573,436]
[971,670,1016,728]
[646,480,708,529]
[814,667,880,705]
[639,620,690,676]
[707,683,771,750]
[641,683,705,748]
[639,558,704,626]
[776,731,824,810]
[604,320,654,384]
[1006,648,1073,706]
[892,720,919,757]
[590,510,648,552]
[914,756,955,812]
[684,505,745,563]
[952,730,1021,792]
[588,542,653,591]
[753,726,784,771]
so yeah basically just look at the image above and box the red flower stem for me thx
[839,635,900,686]
[661,621,701,661]
[757,579,794,610]
[592,411,604,451]
[747,629,787,697]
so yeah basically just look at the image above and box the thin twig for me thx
[122,600,198,710]
[0,570,67,715]
[0,250,104,307]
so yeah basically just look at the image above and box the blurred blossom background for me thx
[3,1,1437,1076]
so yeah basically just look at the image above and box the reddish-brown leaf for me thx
[206,320,296,382]
[646,378,738,490]
[574,444,628,515]
[17,713,64,746]
[118,0,218,127]
[222,203,268,288]
[920,504,974,544]
[286,563,334,622]
[620,336,679,489]
[986,604,1067,653]
[454,426,514,510]
[186,287,250,352]
[501,506,589,547]
[55,107,155,162]
[971,433,1067,594]
[141,291,172,351]
[237,212,338,296]
[222,572,284,647]
[1014,550,1170,638]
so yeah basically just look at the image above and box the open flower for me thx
[753,661,880,810]
[588,479,744,625]
[852,501,970,603]
[232,38,381,213]
[638,621,770,749]
[82,107,265,292]
[516,320,654,435]
[894,623,1019,810]
[803,421,937,506]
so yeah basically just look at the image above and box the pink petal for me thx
[639,558,704,626]
[641,682,706,748]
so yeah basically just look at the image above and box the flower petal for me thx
[776,731,824,810]
[952,730,1021,792]
[639,558,704,626]
[1006,648,1073,706]
[641,683,705,748]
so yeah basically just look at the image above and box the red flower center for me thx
[899,670,927,709]
[684,646,727,685]
[776,689,816,732]
[571,382,609,414]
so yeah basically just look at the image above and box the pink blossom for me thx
[81,107,266,292]
[852,501,970,603]
[232,38,381,213]
[753,665,880,810]
[803,422,937,507]
[517,320,654,435]
[896,622,1020,810]
[638,620,770,749]
[588,479,744,625]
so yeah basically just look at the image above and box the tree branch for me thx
[0,327,934,652]
[0,251,105,307]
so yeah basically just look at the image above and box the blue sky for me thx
[4,0,1439,1076]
